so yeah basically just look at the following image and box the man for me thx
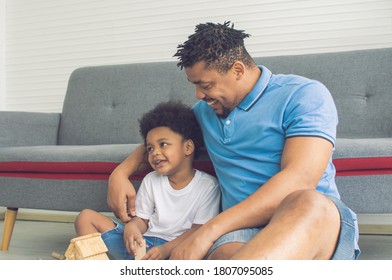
[107,21,360,259]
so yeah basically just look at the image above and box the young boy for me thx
[74,100,220,260]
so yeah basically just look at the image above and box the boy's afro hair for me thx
[139,100,203,150]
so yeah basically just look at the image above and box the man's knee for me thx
[273,189,341,234]
[280,189,335,215]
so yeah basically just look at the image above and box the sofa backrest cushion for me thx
[255,48,392,139]
[58,48,391,145]
[58,62,197,145]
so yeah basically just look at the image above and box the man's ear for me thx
[184,139,195,156]
[231,61,245,80]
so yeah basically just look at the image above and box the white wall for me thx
[3,0,392,112]
[0,0,5,110]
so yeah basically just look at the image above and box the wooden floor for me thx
[0,220,75,260]
[0,219,392,260]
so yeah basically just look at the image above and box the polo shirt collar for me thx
[238,66,271,111]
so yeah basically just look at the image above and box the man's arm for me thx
[107,144,149,222]
[170,136,333,259]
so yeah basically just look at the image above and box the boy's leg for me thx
[74,209,133,259]
[75,209,116,236]
[101,221,134,260]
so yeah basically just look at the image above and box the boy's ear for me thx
[184,139,195,156]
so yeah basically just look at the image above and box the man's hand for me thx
[142,245,170,260]
[170,228,214,260]
[107,171,136,223]
[107,144,148,223]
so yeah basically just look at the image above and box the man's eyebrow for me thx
[187,78,208,85]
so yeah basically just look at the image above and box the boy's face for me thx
[185,61,244,118]
[145,126,193,176]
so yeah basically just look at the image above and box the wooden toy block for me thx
[65,232,109,260]
[51,251,66,260]
[134,239,146,260]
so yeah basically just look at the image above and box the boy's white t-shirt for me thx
[135,169,220,241]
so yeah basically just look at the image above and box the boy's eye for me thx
[146,146,153,153]
[160,142,168,148]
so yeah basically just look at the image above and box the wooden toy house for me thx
[64,232,109,260]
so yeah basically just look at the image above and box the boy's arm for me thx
[123,216,149,256]
[107,144,149,222]
[142,224,202,260]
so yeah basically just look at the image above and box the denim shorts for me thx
[206,195,360,260]
[101,220,167,260]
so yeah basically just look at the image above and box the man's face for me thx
[185,61,243,118]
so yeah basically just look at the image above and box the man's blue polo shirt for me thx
[193,66,339,211]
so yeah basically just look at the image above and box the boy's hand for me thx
[123,222,144,256]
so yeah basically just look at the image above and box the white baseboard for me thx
[0,207,115,223]
[1,208,392,234]
[357,214,392,234]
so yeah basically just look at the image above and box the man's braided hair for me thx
[173,21,255,73]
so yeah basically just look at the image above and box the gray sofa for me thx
[1,48,391,251]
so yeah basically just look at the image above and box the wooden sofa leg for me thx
[1,208,18,251]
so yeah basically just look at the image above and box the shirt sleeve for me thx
[283,80,338,146]
[135,175,155,220]
[192,177,221,225]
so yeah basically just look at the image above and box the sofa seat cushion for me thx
[0,144,138,180]
[1,138,390,181]
[333,138,392,176]
[0,144,216,181]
